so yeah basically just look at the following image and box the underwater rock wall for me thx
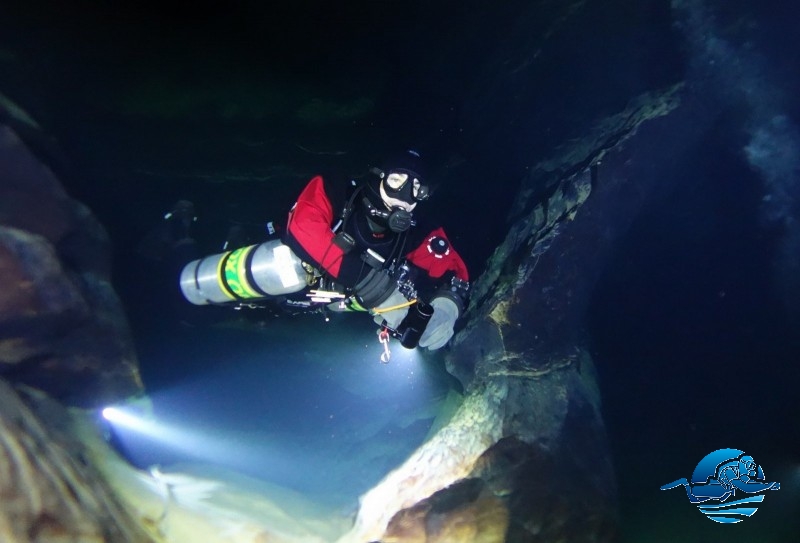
[342,380,507,542]
[335,86,684,543]
[0,110,144,408]
[0,103,150,541]
[464,89,682,539]
[460,88,684,539]
[0,380,156,543]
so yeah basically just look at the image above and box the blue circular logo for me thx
[660,448,780,523]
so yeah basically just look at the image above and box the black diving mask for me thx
[382,169,430,203]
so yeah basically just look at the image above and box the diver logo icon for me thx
[660,448,780,523]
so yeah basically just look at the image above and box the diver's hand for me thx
[372,288,409,330]
[418,297,460,350]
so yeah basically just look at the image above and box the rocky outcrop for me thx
[337,85,682,543]
[0,381,155,543]
[0,103,149,541]
[0,108,144,408]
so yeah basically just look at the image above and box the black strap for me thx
[339,184,363,232]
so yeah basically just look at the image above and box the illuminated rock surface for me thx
[0,382,154,543]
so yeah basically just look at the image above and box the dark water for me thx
[587,99,800,541]
[605,6,800,540]
[2,0,799,539]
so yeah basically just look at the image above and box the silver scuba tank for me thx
[179,239,307,305]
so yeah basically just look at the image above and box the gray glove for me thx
[418,297,460,350]
[372,288,409,330]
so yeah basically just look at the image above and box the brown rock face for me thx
[0,381,155,543]
[0,122,143,407]
[383,479,509,543]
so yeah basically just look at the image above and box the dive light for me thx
[391,301,434,349]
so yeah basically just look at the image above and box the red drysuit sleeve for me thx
[285,176,348,278]
[406,227,470,282]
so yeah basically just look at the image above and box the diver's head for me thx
[165,200,197,231]
[380,171,421,212]
[379,149,430,209]
[362,150,430,233]
[739,455,757,476]
[170,200,195,219]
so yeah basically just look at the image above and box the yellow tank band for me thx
[216,251,237,300]
[222,245,260,299]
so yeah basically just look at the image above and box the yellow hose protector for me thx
[371,298,417,314]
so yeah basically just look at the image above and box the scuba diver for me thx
[178,150,470,358]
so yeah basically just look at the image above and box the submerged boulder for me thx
[0,110,144,408]
[0,98,149,541]
[0,381,156,543]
